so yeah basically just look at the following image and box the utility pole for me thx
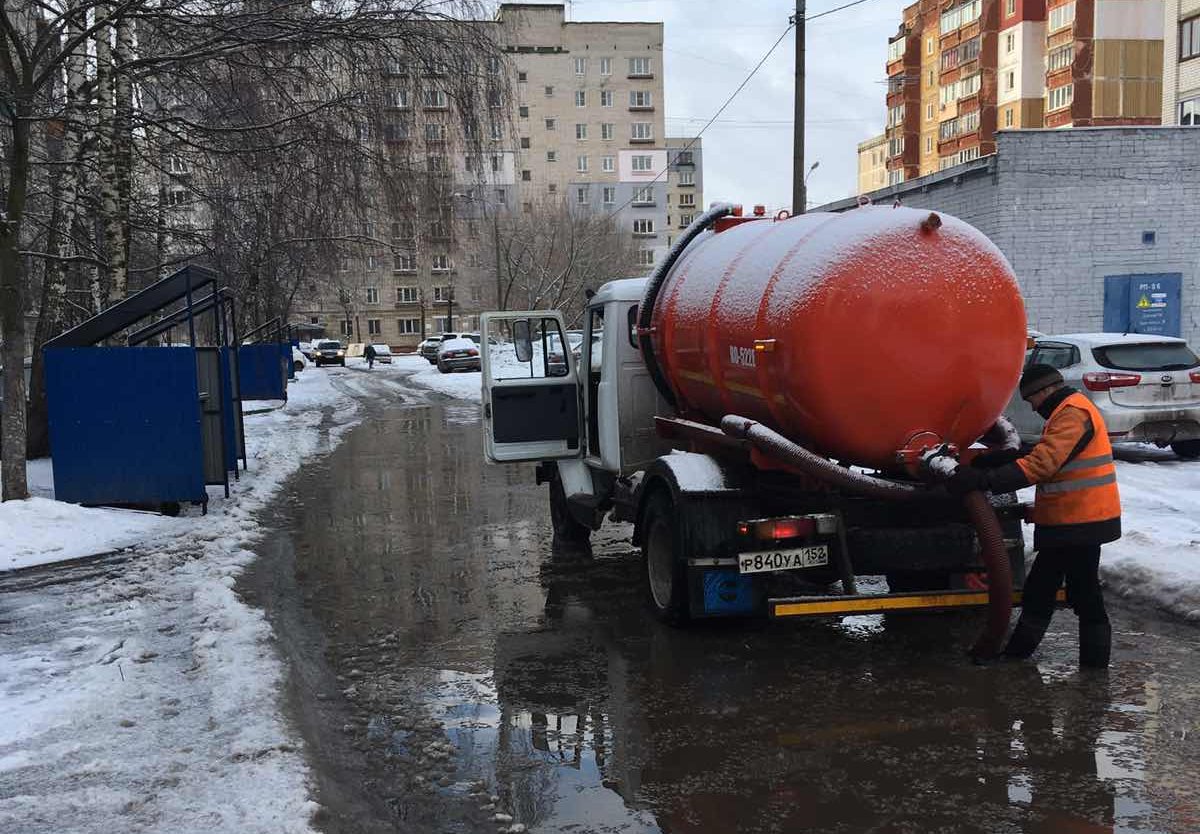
[792,0,806,215]
[492,213,504,311]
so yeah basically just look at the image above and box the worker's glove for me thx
[970,449,1023,470]
[945,466,990,497]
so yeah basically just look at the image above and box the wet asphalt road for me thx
[247,367,1200,834]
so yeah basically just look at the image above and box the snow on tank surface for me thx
[661,451,734,492]
[649,205,1027,469]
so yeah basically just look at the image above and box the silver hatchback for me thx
[1005,333,1200,458]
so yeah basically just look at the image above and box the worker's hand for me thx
[970,449,1023,470]
[945,466,990,497]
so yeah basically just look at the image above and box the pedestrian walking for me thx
[365,342,376,370]
[947,363,1121,668]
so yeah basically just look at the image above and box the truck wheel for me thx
[549,473,590,548]
[1172,440,1200,460]
[642,490,689,624]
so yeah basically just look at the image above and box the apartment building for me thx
[856,134,888,194]
[291,3,672,348]
[870,0,1163,187]
[665,136,703,240]
[1163,0,1200,122]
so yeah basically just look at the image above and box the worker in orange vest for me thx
[948,363,1121,669]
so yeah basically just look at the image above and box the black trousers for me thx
[1022,544,1108,627]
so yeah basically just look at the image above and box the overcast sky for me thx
[495,0,910,210]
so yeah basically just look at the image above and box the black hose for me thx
[721,415,1013,656]
[637,202,736,408]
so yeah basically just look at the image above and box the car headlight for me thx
[337,350,345,356]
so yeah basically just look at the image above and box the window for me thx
[340,320,353,337]
[630,122,653,141]
[577,155,588,172]
[602,186,616,205]
[520,136,530,149]
[675,150,693,165]
[939,0,981,34]
[887,104,905,128]
[428,154,447,173]
[165,188,189,207]
[959,72,981,98]
[602,155,615,172]
[393,220,413,241]
[1006,32,1015,54]
[1047,83,1073,111]
[962,110,979,133]
[888,168,905,185]
[1048,2,1075,32]
[633,219,655,236]
[394,253,415,272]
[575,90,586,107]
[574,57,587,76]
[545,118,556,130]
[366,255,378,269]
[355,123,371,142]
[518,71,527,83]
[488,56,502,74]
[929,69,935,85]
[926,102,935,121]
[422,88,447,108]
[168,155,188,174]
[1006,0,1015,14]
[600,57,611,76]
[1179,96,1200,125]
[547,150,557,162]
[1005,71,1015,91]
[633,186,654,204]
[1004,106,1014,127]
[927,37,934,55]
[637,249,655,267]
[576,186,589,205]
[433,285,452,302]
[925,136,933,153]
[888,135,904,156]
[431,254,450,272]
[470,285,482,302]
[397,318,420,334]
[600,90,613,107]
[680,214,693,226]
[433,316,450,333]
[397,286,418,303]
[576,123,587,140]
[490,122,503,141]
[632,155,653,172]
[629,90,653,109]
[601,123,614,140]
[519,105,529,118]
[629,57,652,77]
[521,169,531,181]
[677,193,695,208]
[544,85,554,97]
[368,319,381,336]
[310,316,319,325]
[425,123,445,141]
[1180,17,1200,60]
[384,121,408,142]
[338,257,349,272]
[365,286,379,303]
[466,253,480,268]
[466,221,479,239]
[678,170,693,185]
[491,155,501,172]
[887,37,906,63]
[495,188,506,204]
[1048,44,1074,70]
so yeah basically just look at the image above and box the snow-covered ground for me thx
[0,367,367,833]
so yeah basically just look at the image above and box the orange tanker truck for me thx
[478,203,1031,656]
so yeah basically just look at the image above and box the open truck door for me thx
[480,311,585,463]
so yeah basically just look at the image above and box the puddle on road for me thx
[251,392,1200,834]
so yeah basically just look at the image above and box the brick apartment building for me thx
[1163,0,1200,122]
[867,0,1164,189]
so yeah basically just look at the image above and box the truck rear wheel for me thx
[642,490,689,624]
[549,473,591,548]
[1172,440,1200,460]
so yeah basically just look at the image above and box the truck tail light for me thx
[737,516,816,541]
[1082,371,1141,391]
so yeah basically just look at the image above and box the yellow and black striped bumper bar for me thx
[770,588,1068,618]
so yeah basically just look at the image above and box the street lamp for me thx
[805,160,820,184]
[451,190,504,314]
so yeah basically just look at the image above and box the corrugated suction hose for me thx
[720,415,1012,659]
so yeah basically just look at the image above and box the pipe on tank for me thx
[637,202,736,408]
[721,414,1012,659]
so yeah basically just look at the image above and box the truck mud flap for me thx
[769,588,1067,619]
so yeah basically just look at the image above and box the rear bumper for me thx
[1105,413,1200,444]
[770,588,1067,618]
[439,357,480,371]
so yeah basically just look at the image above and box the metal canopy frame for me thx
[242,316,282,344]
[125,287,237,347]
[45,265,219,349]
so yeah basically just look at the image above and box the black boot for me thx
[1003,617,1049,659]
[1079,621,1112,669]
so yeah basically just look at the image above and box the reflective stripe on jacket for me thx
[1017,391,1121,547]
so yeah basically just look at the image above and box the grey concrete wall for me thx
[819,127,1200,348]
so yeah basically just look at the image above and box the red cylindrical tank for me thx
[650,206,1027,470]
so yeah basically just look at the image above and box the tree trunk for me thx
[1,110,32,501]
[96,12,125,308]
[114,14,134,292]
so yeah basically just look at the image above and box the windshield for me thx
[1092,343,1199,372]
[373,344,391,353]
[317,341,341,350]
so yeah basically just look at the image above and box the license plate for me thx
[738,545,829,574]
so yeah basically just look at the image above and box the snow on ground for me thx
[0,367,367,834]
[411,364,483,402]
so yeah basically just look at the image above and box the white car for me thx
[291,346,306,372]
[370,343,393,364]
[437,336,481,373]
[1005,333,1200,459]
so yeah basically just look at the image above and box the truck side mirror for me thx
[513,319,533,363]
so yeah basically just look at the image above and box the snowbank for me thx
[410,364,483,402]
[0,367,364,833]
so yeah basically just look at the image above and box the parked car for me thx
[298,341,316,361]
[1004,333,1200,459]
[437,336,481,373]
[421,333,460,364]
[314,339,346,367]
[546,331,585,376]
[291,347,306,372]
[370,343,393,364]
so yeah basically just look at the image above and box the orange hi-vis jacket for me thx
[1015,390,1122,548]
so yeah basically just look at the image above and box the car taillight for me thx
[1082,371,1141,391]
[467,348,478,356]
[1190,370,1200,383]
[737,516,816,541]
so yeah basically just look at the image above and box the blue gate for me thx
[238,343,287,400]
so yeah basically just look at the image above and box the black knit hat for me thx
[1020,363,1064,398]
